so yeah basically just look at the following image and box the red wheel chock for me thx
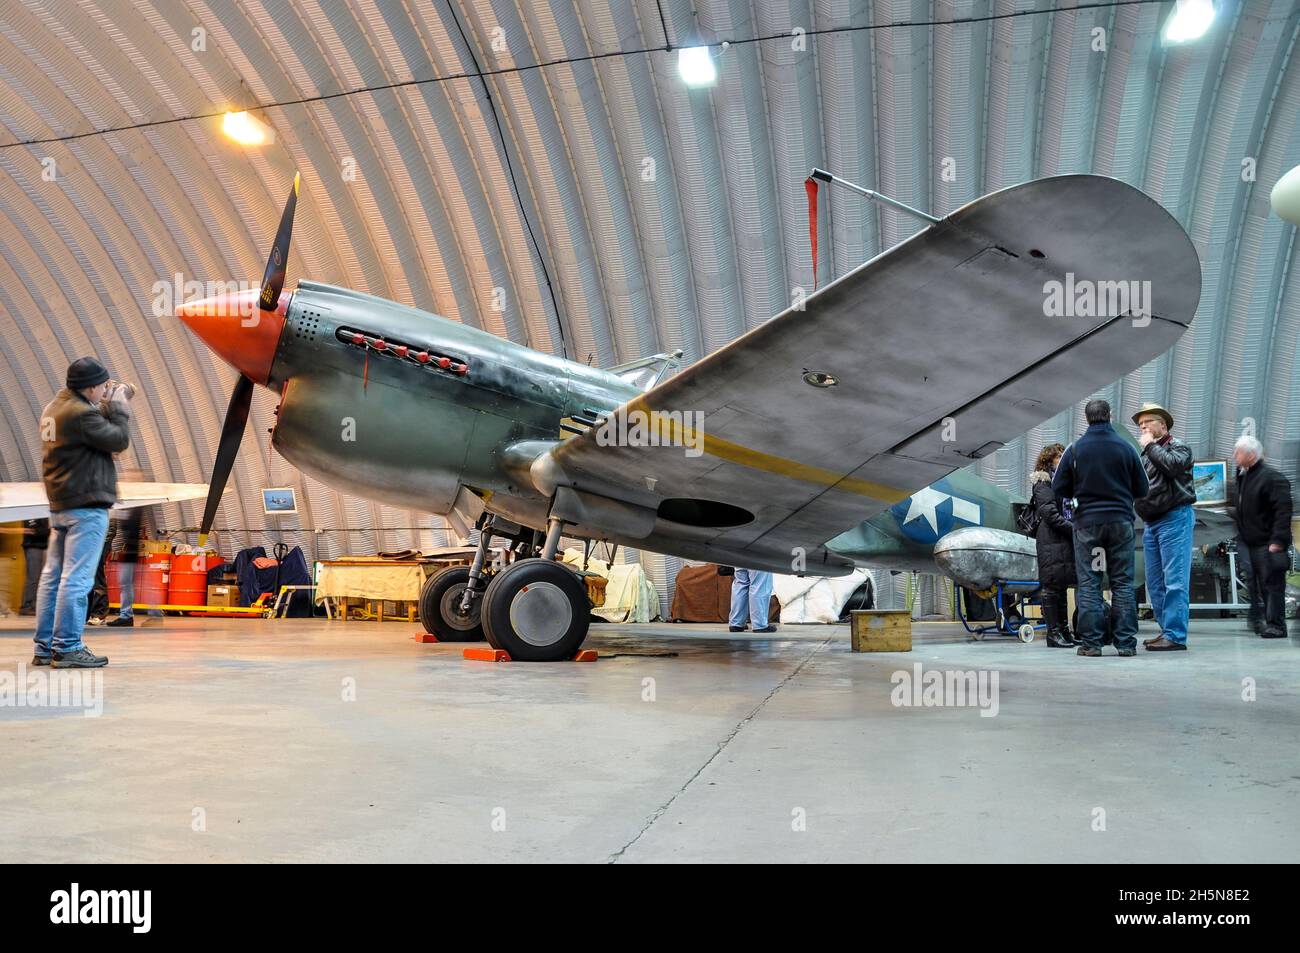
[462,648,597,662]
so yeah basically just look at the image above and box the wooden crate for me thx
[850,609,912,652]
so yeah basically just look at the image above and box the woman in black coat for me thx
[1030,443,1079,647]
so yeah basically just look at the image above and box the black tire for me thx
[480,559,591,661]
[417,566,485,642]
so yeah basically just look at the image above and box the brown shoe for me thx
[1142,633,1163,646]
[1145,636,1187,652]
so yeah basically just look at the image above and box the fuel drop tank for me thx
[933,527,1039,592]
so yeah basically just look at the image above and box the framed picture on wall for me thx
[261,487,298,516]
[1192,460,1227,506]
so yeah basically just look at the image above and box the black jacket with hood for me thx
[1031,470,1077,589]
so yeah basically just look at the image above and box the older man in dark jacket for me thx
[1132,403,1196,651]
[33,358,131,668]
[1233,436,1293,638]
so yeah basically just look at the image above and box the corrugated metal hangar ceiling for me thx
[1,0,1298,579]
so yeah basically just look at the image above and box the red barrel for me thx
[168,553,215,607]
[107,557,123,606]
[139,552,171,606]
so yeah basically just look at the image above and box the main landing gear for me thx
[416,514,593,661]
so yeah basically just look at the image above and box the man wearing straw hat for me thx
[1132,402,1196,652]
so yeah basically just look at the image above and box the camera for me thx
[107,380,137,400]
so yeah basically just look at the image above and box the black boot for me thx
[1052,591,1078,647]
[1060,592,1081,645]
[1043,591,1071,648]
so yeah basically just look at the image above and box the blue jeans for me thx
[1143,504,1194,644]
[118,561,135,619]
[729,569,773,629]
[1074,520,1138,651]
[34,507,109,656]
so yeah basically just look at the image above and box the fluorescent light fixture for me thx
[677,45,717,87]
[1162,0,1215,45]
[222,111,273,146]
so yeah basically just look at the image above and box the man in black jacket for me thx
[1232,436,1293,638]
[33,358,131,668]
[1053,399,1150,656]
[19,518,49,615]
[1133,403,1196,651]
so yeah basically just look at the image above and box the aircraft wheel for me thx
[418,566,484,642]
[480,559,591,661]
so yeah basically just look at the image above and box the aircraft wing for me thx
[0,482,209,522]
[544,175,1201,575]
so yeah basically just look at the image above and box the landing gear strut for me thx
[480,516,592,661]
[417,515,500,642]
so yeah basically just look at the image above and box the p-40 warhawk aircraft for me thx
[177,173,1200,660]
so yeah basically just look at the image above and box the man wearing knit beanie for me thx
[32,357,132,668]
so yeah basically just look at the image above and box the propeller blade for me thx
[198,375,255,545]
[258,171,300,311]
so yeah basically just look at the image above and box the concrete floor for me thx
[0,614,1296,863]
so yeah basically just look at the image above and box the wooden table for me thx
[315,551,478,622]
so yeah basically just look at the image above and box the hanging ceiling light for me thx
[1162,0,1215,45]
[221,111,274,146]
[1272,164,1300,227]
[677,45,718,87]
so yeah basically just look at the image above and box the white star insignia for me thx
[901,488,982,533]
[902,486,948,534]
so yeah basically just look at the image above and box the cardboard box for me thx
[207,585,240,608]
[850,609,912,652]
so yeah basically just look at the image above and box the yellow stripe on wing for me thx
[624,398,910,503]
